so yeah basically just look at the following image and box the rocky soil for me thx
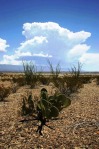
[0,81,99,149]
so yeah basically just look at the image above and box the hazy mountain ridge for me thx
[0,64,23,72]
[0,64,99,74]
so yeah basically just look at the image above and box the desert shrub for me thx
[79,76,92,84]
[21,88,71,135]
[23,61,42,88]
[12,76,25,86]
[11,83,19,93]
[0,81,18,101]
[39,75,50,85]
[0,84,11,101]
[96,76,99,85]
[57,62,83,95]
[0,72,3,76]
[1,77,11,82]
[1,74,13,82]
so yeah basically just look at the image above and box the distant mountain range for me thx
[0,64,68,72]
[0,64,51,72]
[0,64,23,72]
[0,64,99,74]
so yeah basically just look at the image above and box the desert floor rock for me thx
[0,81,99,148]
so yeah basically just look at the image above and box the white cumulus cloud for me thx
[67,44,90,61]
[0,54,22,65]
[2,22,98,71]
[79,53,99,71]
[19,22,91,60]
[0,38,9,52]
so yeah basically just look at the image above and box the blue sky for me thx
[0,0,99,71]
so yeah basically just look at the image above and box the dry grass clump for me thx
[0,73,25,85]
[12,76,25,86]
[39,75,50,85]
[96,76,99,85]
[0,81,12,101]
[0,81,20,101]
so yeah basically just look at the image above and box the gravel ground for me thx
[0,81,99,149]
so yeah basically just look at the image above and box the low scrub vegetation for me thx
[12,76,25,86]
[0,61,99,102]
[96,76,99,85]
[53,62,83,95]
[0,81,19,101]
[0,82,12,101]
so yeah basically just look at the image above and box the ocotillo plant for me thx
[23,61,42,88]
[47,60,61,88]
[21,88,71,135]
[58,62,83,95]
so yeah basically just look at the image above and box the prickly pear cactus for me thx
[21,88,71,135]
[37,88,71,119]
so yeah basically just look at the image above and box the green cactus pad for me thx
[62,97,71,108]
[48,106,59,118]
[40,88,48,100]
[41,92,48,100]
[48,95,54,101]
[37,99,50,117]
[37,100,45,111]
[42,99,52,108]
[56,94,71,108]
[28,95,34,109]
[37,99,59,119]
[48,94,71,111]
